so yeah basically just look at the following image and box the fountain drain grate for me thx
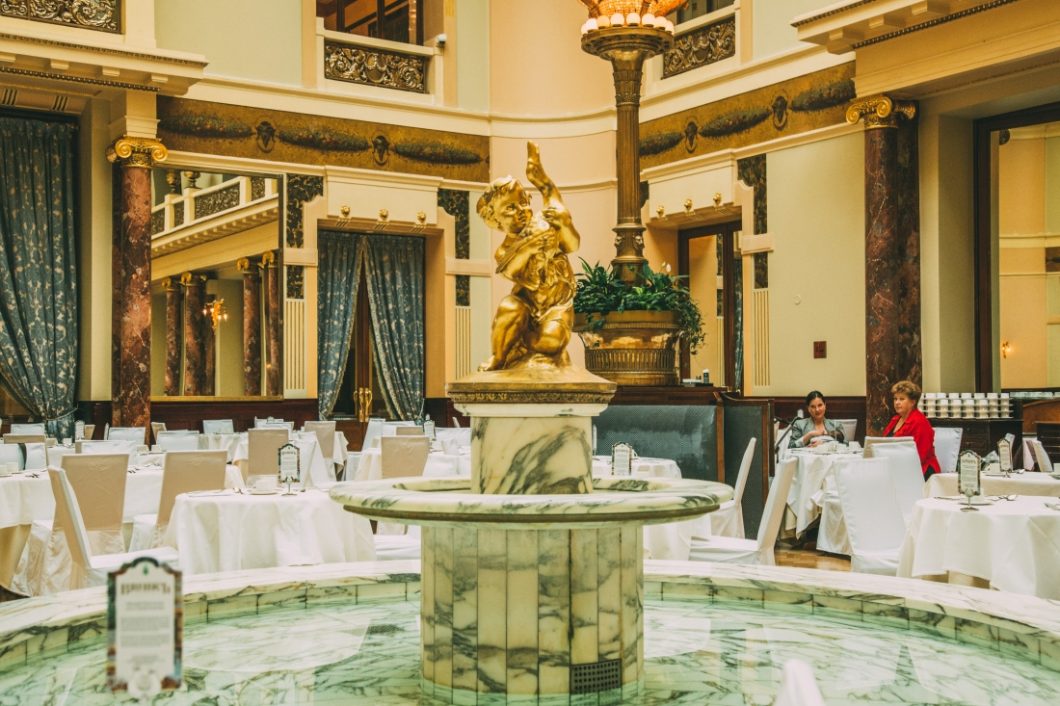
[570,658,621,693]
[365,623,402,637]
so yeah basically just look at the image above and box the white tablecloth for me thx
[926,472,1060,498]
[0,466,166,528]
[785,450,862,536]
[207,431,347,466]
[897,496,1060,599]
[163,489,375,575]
[351,447,472,481]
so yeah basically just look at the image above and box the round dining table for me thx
[897,495,1060,599]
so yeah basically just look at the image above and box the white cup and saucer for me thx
[248,475,279,495]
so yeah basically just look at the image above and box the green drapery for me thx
[318,232,425,420]
[317,231,363,419]
[0,115,79,438]
[363,234,425,420]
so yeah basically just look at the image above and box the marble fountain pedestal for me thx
[331,368,732,703]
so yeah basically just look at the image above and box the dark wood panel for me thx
[1021,398,1060,434]
[80,398,319,436]
[610,385,724,405]
[1037,421,1060,463]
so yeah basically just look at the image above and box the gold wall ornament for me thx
[713,192,722,207]
[0,0,120,34]
[340,205,351,218]
[260,250,276,268]
[416,210,427,224]
[355,386,373,423]
[683,198,693,213]
[235,257,251,273]
[845,94,917,130]
[106,136,167,168]
[378,208,389,222]
[203,298,228,329]
[656,205,665,217]
[476,142,579,372]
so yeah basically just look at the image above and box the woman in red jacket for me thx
[882,380,940,479]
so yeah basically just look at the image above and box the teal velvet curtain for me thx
[0,115,79,438]
[317,231,363,419]
[363,234,424,420]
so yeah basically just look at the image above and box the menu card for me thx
[107,557,181,696]
[278,443,300,484]
[958,450,981,498]
[997,438,1013,473]
[612,442,633,476]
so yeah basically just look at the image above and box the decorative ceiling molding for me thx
[0,81,87,113]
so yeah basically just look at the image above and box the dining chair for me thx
[130,450,227,551]
[373,525,421,561]
[688,458,796,565]
[202,419,235,434]
[246,427,289,479]
[395,426,425,437]
[709,437,756,538]
[156,431,202,451]
[108,426,147,444]
[860,441,924,525]
[47,468,178,591]
[76,439,139,459]
[361,417,386,451]
[862,436,917,457]
[933,427,963,474]
[774,659,826,706]
[82,423,96,440]
[3,434,46,445]
[1028,438,1054,473]
[0,443,23,469]
[9,423,45,435]
[150,421,166,443]
[834,457,904,575]
[22,442,47,470]
[835,418,858,444]
[380,436,430,478]
[303,420,337,461]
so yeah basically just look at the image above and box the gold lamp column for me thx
[580,1,682,283]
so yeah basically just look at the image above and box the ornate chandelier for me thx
[577,0,686,33]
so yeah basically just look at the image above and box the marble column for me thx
[162,277,182,396]
[106,136,167,427]
[238,257,262,396]
[181,272,207,396]
[262,251,283,396]
[203,298,216,396]
[846,96,919,435]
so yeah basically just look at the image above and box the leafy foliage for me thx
[574,259,705,353]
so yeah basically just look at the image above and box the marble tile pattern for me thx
[473,416,594,494]
[263,254,282,396]
[181,274,206,396]
[0,562,1058,704]
[241,265,262,395]
[163,279,182,396]
[113,164,153,428]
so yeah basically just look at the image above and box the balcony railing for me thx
[150,176,279,255]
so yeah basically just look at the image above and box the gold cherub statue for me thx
[476,142,579,372]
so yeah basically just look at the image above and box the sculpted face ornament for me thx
[476,142,580,372]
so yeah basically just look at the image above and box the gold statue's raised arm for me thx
[475,142,578,372]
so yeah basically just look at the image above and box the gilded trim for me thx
[0,65,160,92]
[0,31,204,66]
[662,15,735,79]
[106,136,167,168]
[0,0,120,34]
[852,0,1019,49]
[845,95,916,129]
[323,40,428,94]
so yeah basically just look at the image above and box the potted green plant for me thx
[573,259,704,385]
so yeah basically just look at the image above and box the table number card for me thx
[612,442,634,476]
[997,437,1013,473]
[107,557,181,697]
[278,443,300,492]
[958,450,981,498]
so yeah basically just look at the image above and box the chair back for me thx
[82,423,96,440]
[4,434,45,444]
[46,445,75,467]
[248,428,289,476]
[303,420,336,460]
[395,426,425,437]
[255,417,294,431]
[933,427,963,474]
[157,450,227,525]
[10,423,45,435]
[731,437,756,504]
[60,454,128,531]
[0,444,23,469]
[203,419,235,434]
[361,417,386,451]
[862,436,916,458]
[754,458,797,561]
[47,468,94,569]
[76,439,139,458]
[835,419,858,444]
[150,421,166,443]
[23,442,47,470]
[156,431,202,451]
[108,426,147,444]
[380,436,430,478]
[862,442,923,525]
[835,457,906,553]
[1028,439,1053,473]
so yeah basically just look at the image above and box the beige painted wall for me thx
[752,0,830,60]
[457,0,490,113]
[1047,137,1060,233]
[766,132,865,396]
[210,279,245,397]
[999,138,1045,234]
[155,0,302,85]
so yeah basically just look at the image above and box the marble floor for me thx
[1,592,1056,705]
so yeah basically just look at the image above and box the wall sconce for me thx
[203,298,228,329]
[683,198,693,214]
[1001,340,1012,359]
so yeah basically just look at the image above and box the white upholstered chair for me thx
[395,426,425,437]
[3,433,45,445]
[709,437,756,538]
[834,457,904,575]
[1028,439,1053,473]
[130,450,227,550]
[303,420,337,461]
[155,430,202,451]
[202,419,235,434]
[108,426,147,444]
[380,436,430,478]
[688,458,796,566]
[835,418,858,444]
[862,441,924,525]
[933,427,963,474]
[9,423,45,435]
[245,428,289,480]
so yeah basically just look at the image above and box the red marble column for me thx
[847,96,919,435]
[262,251,283,396]
[163,277,182,396]
[107,136,167,427]
[181,272,207,396]
[203,297,216,396]
[238,258,262,396]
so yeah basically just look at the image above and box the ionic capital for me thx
[106,136,168,168]
[846,95,916,130]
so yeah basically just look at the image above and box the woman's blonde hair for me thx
[890,379,921,403]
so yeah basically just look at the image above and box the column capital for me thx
[106,136,168,168]
[236,257,252,273]
[161,276,178,291]
[260,250,277,268]
[845,95,916,130]
[179,271,205,287]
